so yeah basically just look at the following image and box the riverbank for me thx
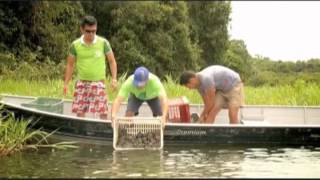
[1,78,320,106]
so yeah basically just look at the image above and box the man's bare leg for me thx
[125,111,135,117]
[77,113,85,118]
[100,113,108,120]
[228,106,240,124]
[206,106,222,124]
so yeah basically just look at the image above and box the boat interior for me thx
[1,94,320,126]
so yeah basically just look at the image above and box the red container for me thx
[168,96,191,123]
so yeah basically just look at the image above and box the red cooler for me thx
[168,96,191,123]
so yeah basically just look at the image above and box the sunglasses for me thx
[84,29,96,34]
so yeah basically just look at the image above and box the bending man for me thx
[179,65,244,124]
[111,66,168,128]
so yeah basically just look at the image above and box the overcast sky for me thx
[229,1,320,61]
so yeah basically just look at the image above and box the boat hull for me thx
[4,105,320,145]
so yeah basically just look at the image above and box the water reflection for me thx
[0,144,320,178]
[236,146,320,178]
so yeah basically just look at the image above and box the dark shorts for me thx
[126,94,162,117]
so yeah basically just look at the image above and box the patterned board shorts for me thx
[72,80,108,115]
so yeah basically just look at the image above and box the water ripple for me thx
[1,144,320,178]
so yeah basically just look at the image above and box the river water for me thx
[1,142,320,178]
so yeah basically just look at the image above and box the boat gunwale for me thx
[2,99,320,129]
[2,93,320,109]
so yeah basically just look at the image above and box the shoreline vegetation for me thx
[0,105,78,157]
[1,1,320,159]
[1,75,319,156]
[1,77,320,106]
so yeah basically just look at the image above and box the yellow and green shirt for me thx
[69,35,112,81]
[118,73,166,101]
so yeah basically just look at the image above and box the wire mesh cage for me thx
[113,117,163,150]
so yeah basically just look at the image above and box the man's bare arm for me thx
[106,52,117,81]
[159,92,168,128]
[200,87,216,121]
[63,55,75,96]
[111,96,124,127]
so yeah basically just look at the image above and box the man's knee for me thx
[99,114,108,120]
[125,111,136,117]
[147,97,162,117]
[77,113,85,117]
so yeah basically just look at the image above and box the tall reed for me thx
[1,77,320,106]
[0,105,77,156]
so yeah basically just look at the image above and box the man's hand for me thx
[111,115,116,128]
[111,79,118,91]
[63,85,68,97]
[161,115,166,129]
[199,111,207,123]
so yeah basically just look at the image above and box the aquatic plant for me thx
[0,105,78,156]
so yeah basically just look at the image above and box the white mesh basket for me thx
[113,117,163,150]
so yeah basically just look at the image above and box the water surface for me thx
[1,143,320,178]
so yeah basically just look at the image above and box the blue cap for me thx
[133,66,149,87]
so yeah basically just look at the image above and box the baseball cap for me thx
[133,66,149,87]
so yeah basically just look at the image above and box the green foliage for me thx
[27,1,84,63]
[223,39,252,82]
[0,2,33,52]
[0,51,65,81]
[0,1,84,63]
[2,1,320,89]
[0,1,231,80]
[0,1,84,81]
[245,80,320,106]
[2,77,320,106]
[0,51,17,78]
[188,1,231,66]
[106,1,201,78]
[81,1,120,39]
[81,1,233,77]
[163,75,202,103]
[247,55,320,87]
[0,105,78,156]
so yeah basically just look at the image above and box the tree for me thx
[90,1,201,78]
[0,1,84,63]
[223,39,252,82]
[0,2,34,52]
[28,1,84,63]
[187,1,231,66]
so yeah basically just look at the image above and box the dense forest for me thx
[1,1,320,87]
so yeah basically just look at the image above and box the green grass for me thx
[1,77,319,155]
[0,105,78,156]
[244,80,320,106]
[1,78,320,106]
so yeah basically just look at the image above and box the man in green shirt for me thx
[63,15,117,119]
[111,66,168,128]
